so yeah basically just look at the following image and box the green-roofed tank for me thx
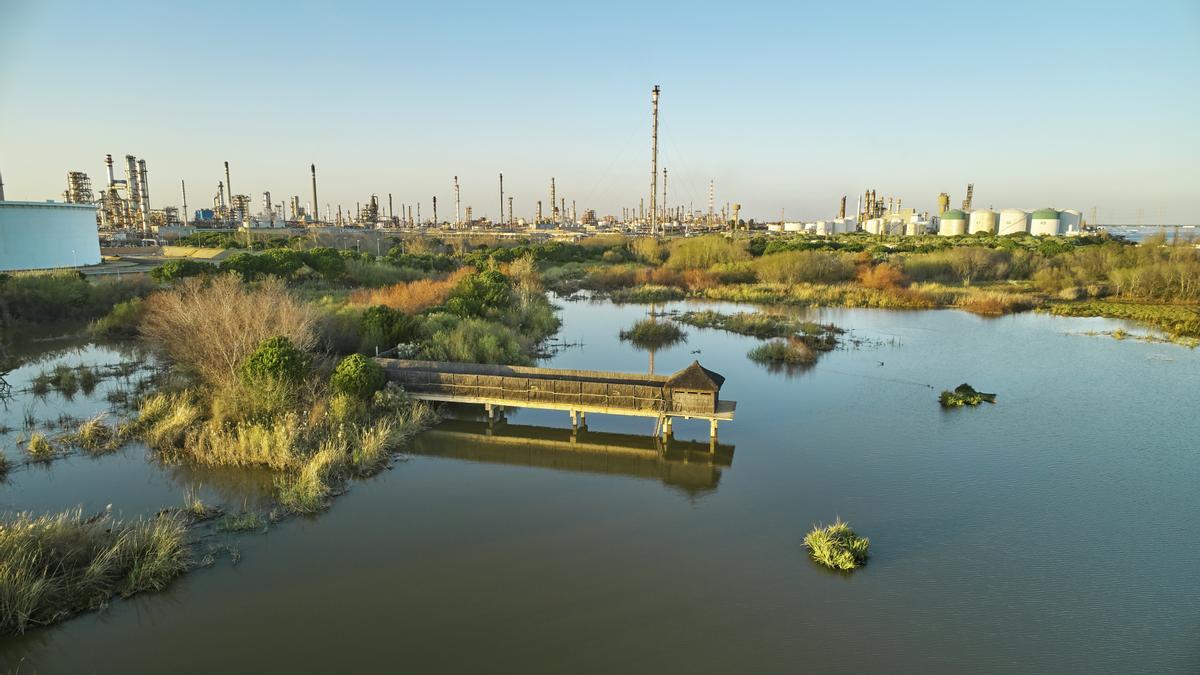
[938,209,968,236]
[1030,208,1061,236]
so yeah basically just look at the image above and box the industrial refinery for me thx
[0,86,1091,272]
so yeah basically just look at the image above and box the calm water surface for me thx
[2,300,1198,674]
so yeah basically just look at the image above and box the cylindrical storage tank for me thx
[783,221,803,232]
[0,202,102,271]
[998,208,1030,235]
[905,220,923,236]
[886,217,905,235]
[862,218,882,234]
[938,209,967,236]
[1030,208,1060,236]
[969,209,997,234]
[1059,209,1082,235]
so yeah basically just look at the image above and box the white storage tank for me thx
[938,209,968,236]
[812,221,832,236]
[863,218,884,235]
[837,219,859,234]
[1059,209,1082,235]
[1030,208,1061,236]
[998,208,1030,235]
[969,209,998,234]
[766,223,783,232]
[0,201,101,271]
[783,221,804,232]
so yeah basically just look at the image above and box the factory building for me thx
[0,201,101,271]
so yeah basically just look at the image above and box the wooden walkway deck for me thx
[375,358,736,437]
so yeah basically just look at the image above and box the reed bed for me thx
[803,519,870,571]
[0,509,188,634]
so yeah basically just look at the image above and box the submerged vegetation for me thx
[939,383,998,407]
[803,519,870,571]
[0,509,188,634]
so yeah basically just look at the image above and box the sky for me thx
[1,0,1198,223]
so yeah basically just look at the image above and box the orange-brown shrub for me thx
[681,269,719,291]
[635,266,685,287]
[349,268,472,313]
[857,263,909,290]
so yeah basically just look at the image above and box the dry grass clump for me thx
[803,518,870,571]
[69,413,125,455]
[139,274,318,387]
[348,268,471,313]
[24,433,58,460]
[0,509,188,634]
[954,290,1039,316]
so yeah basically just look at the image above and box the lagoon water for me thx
[2,299,1198,673]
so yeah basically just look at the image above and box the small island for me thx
[939,383,998,407]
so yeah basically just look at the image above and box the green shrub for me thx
[754,251,856,284]
[747,339,816,365]
[665,235,750,269]
[939,383,997,407]
[803,519,870,571]
[300,247,347,279]
[420,314,527,364]
[149,259,212,283]
[359,305,419,353]
[330,354,386,399]
[239,336,311,385]
[446,270,513,318]
[89,297,145,338]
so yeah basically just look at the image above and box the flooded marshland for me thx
[1,300,1198,673]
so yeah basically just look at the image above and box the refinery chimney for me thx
[0,169,5,201]
[839,195,847,219]
[105,154,115,186]
[498,173,504,228]
[310,164,318,224]
[138,159,149,219]
[224,161,233,222]
[650,85,660,234]
[454,176,461,228]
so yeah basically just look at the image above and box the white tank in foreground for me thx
[969,209,998,234]
[938,210,968,236]
[1059,209,1082,235]
[998,209,1030,235]
[0,201,101,271]
[1030,208,1060,236]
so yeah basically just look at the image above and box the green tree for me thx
[239,336,310,385]
[330,354,386,398]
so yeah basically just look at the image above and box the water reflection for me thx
[412,418,734,497]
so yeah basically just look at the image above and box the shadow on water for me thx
[412,417,735,498]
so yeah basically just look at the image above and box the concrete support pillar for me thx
[710,418,719,439]
[662,417,673,440]
[579,411,586,426]
[570,410,578,429]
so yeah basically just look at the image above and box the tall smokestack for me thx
[138,159,149,216]
[454,176,461,228]
[224,161,233,222]
[310,164,318,224]
[181,180,188,225]
[498,173,504,228]
[388,193,393,222]
[0,169,5,201]
[550,177,556,221]
[839,195,847,219]
[432,196,437,225]
[507,195,513,226]
[650,85,660,234]
[662,167,668,223]
[105,154,115,186]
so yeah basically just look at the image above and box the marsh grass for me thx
[182,488,222,522]
[747,339,817,365]
[24,433,57,460]
[0,509,188,634]
[52,365,78,397]
[70,414,124,455]
[803,519,870,571]
[618,319,686,349]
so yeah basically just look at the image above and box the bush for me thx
[803,519,870,571]
[330,354,386,398]
[446,269,512,318]
[239,336,311,386]
[89,297,145,338]
[140,274,318,386]
[300,247,347,279]
[420,314,527,364]
[349,268,471,313]
[754,251,856,284]
[149,259,212,283]
[857,263,908,290]
[665,235,750,269]
[359,305,420,353]
[0,271,150,325]
[747,339,816,365]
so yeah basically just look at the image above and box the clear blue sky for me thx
[2,0,1197,222]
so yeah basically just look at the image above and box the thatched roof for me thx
[664,361,724,392]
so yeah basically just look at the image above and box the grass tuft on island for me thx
[618,319,686,350]
[803,519,870,571]
[0,509,188,635]
[747,339,817,366]
[939,383,997,407]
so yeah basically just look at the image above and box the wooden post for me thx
[570,410,578,429]
[709,418,718,439]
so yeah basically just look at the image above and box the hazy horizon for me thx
[2,0,1197,223]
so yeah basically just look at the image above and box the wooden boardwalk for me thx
[375,358,736,437]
